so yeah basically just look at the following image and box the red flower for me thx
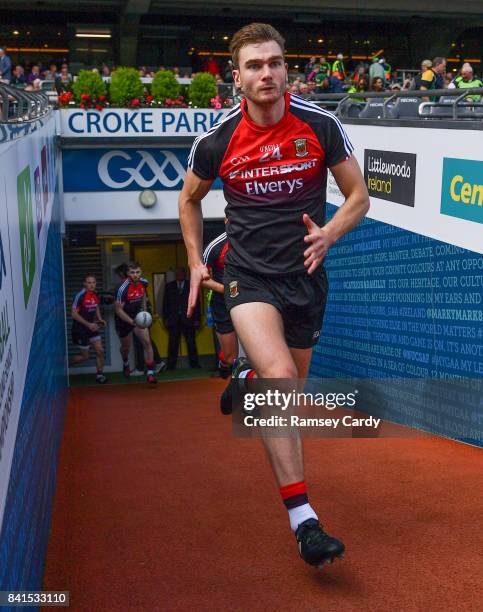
[99,95,105,101]
[146,95,154,103]
[80,102,85,108]
[96,104,103,110]
[131,98,140,107]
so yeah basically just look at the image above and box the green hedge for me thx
[71,70,106,103]
[188,72,217,108]
[151,70,181,103]
[109,67,144,106]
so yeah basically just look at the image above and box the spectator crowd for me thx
[0,43,481,101]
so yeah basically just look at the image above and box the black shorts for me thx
[115,319,135,338]
[211,297,234,335]
[72,326,101,350]
[224,264,328,349]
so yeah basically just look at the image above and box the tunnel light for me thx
[139,190,157,208]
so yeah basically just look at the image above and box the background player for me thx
[71,274,107,384]
[179,23,370,568]
[202,229,239,384]
[115,261,157,385]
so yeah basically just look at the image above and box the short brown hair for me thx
[127,261,141,271]
[433,57,446,68]
[229,23,285,69]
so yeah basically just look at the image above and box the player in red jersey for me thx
[71,274,107,384]
[115,261,157,385]
[179,23,369,567]
[202,229,239,384]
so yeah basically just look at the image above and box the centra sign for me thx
[440,157,483,225]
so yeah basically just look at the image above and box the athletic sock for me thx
[146,361,155,375]
[123,359,129,367]
[238,368,256,379]
[280,481,318,532]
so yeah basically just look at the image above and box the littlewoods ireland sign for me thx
[60,108,232,138]
[364,149,417,207]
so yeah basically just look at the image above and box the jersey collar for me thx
[241,91,291,131]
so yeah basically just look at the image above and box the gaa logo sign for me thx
[17,166,36,307]
[98,149,186,189]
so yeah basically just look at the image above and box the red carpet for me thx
[43,380,483,611]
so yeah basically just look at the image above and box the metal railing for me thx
[0,84,51,123]
[304,87,483,120]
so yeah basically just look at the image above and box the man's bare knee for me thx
[258,363,298,379]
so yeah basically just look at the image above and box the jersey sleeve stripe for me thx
[291,98,354,156]
[116,280,129,303]
[72,289,85,309]
[290,96,354,157]
[188,106,242,170]
[202,232,227,265]
[290,97,354,156]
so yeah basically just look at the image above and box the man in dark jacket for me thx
[0,48,12,83]
[163,267,201,369]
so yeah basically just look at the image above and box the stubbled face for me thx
[128,268,142,283]
[84,276,97,291]
[233,40,287,107]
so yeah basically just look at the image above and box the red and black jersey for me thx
[203,232,229,305]
[72,289,99,330]
[203,231,229,284]
[189,92,353,276]
[116,278,148,317]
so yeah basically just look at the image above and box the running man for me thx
[179,23,369,567]
[115,261,157,385]
[202,229,239,384]
[71,274,107,384]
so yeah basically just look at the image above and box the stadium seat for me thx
[359,98,385,118]
[388,97,420,118]
[423,97,482,118]
[338,99,363,118]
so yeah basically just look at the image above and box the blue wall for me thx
[0,194,67,594]
[311,205,482,446]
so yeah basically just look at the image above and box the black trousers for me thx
[167,323,199,368]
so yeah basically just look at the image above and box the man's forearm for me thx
[179,197,204,266]
[323,191,370,246]
[202,279,224,294]
[72,311,93,329]
[115,305,134,324]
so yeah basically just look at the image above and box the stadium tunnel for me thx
[0,89,482,603]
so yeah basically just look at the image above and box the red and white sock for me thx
[280,481,318,532]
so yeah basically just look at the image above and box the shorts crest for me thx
[229,280,239,298]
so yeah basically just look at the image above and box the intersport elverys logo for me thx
[97,150,186,189]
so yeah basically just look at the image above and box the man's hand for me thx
[303,213,332,274]
[87,322,99,332]
[97,318,107,327]
[188,263,210,317]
